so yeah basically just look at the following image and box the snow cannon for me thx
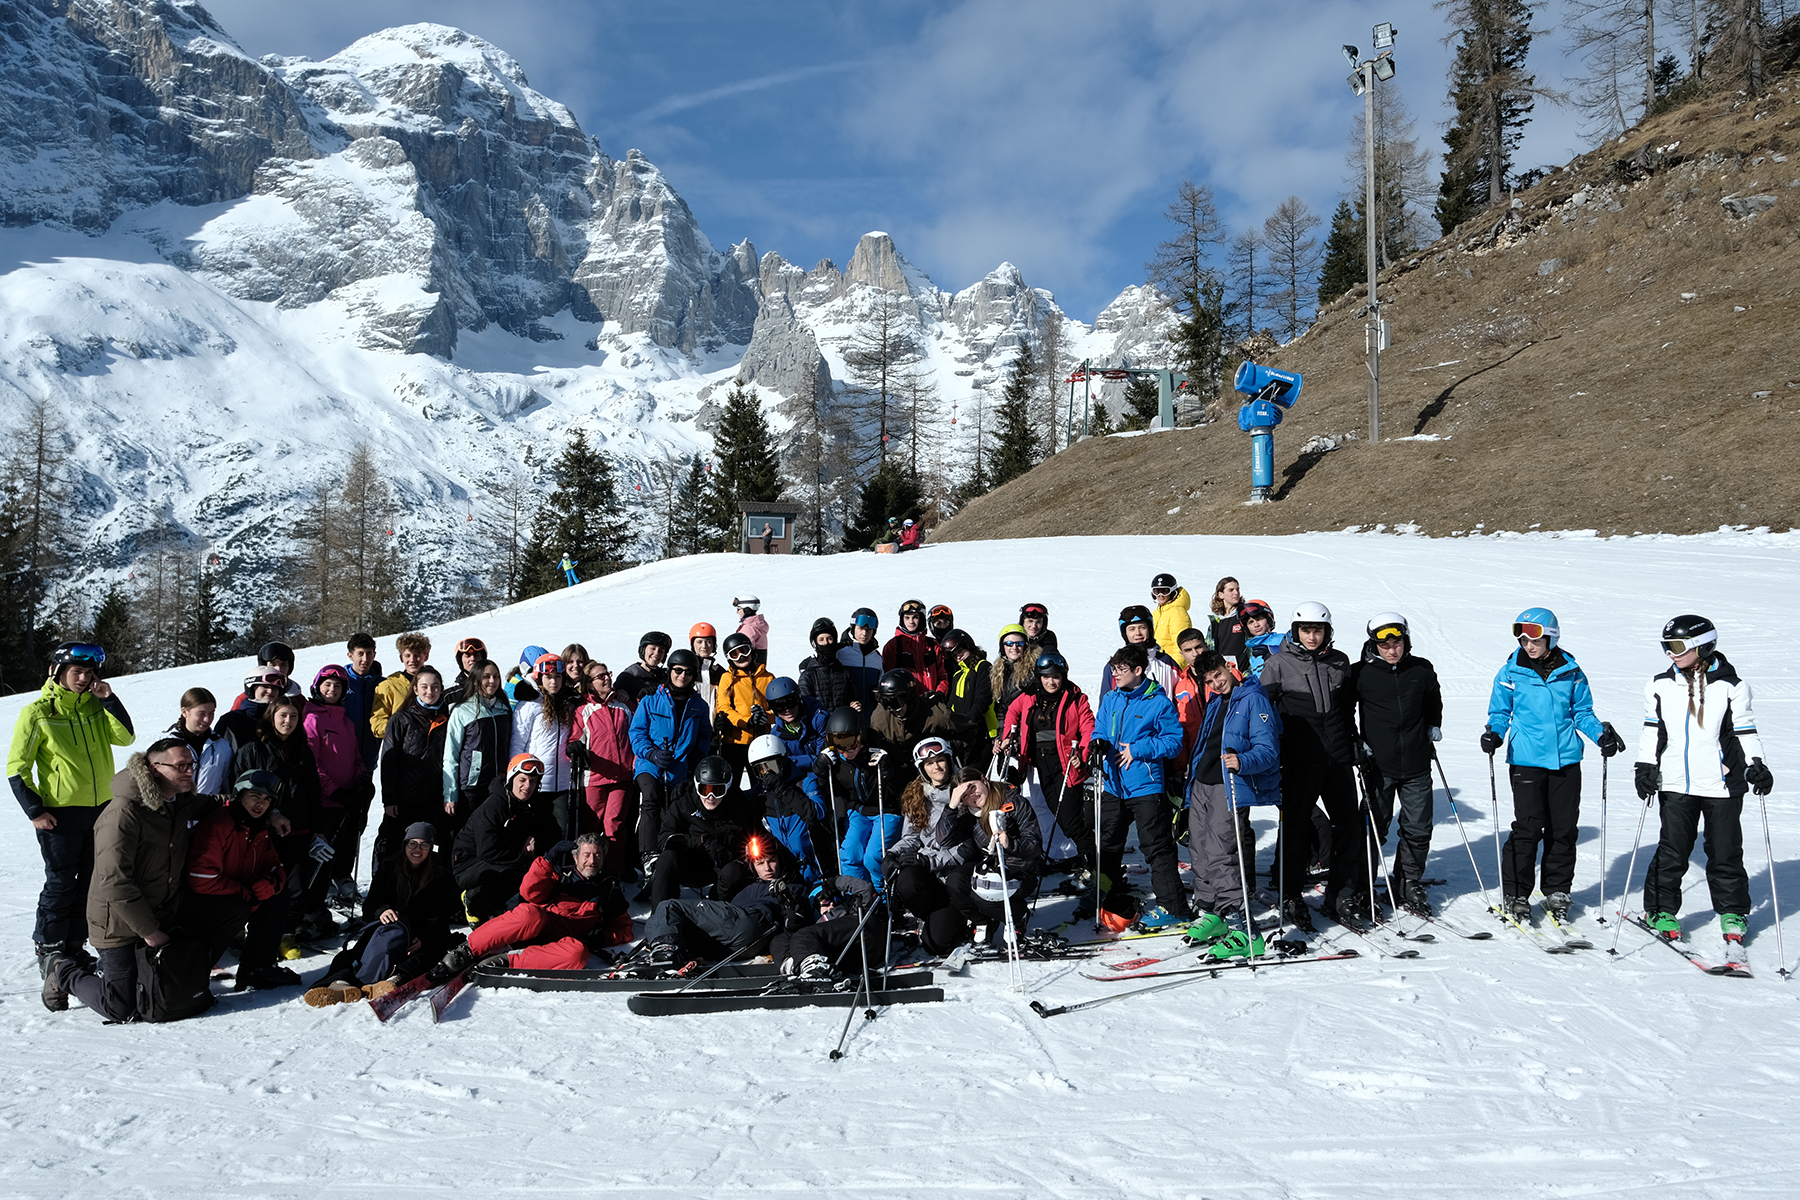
[1234,362,1303,503]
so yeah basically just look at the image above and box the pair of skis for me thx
[1621,914,1753,978]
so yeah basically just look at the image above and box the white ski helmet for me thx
[733,595,762,614]
[1291,601,1333,648]
[746,734,785,766]
[1366,611,1409,642]
[972,869,1022,902]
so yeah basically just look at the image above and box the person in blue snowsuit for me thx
[763,677,825,786]
[1184,649,1282,917]
[745,734,825,885]
[1482,606,1625,921]
[561,552,579,587]
[629,650,712,873]
[1086,644,1190,928]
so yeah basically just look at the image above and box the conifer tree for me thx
[522,428,628,596]
[1435,0,1553,233]
[703,382,783,550]
[1121,376,1160,431]
[185,562,232,664]
[842,296,924,467]
[87,583,136,677]
[990,340,1041,488]
[1317,198,1363,305]
[845,458,921,549]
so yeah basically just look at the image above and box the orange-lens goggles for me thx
[1512,622,1548,640]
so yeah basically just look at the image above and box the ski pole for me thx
[1754,788,1789,979]
[1597,752,1609,924]
[1277,800,1288,937]
[1432,750,1493,906]
[994,820,1023,991]
[1606,795,1653,956]
[874,760,893,976]
[1488,751,1506,913]
[1093,769,1106,935]
[824,764,842,876]
[1031,961,1229,1018]
[1365,802,1400,918]
[674,939,757,993]
[1227,768,1260,964]
[829,944,870,1061]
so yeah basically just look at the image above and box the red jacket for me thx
[518,856,606,927]
[185,803,285,904]
[883,629,946,693]
[1000,685,1096,788]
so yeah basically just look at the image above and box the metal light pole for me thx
[1345,22,1397,446]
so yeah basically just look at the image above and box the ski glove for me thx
[1745,758,1775,796]
[308,836,336,864]
[1086,739,1113,768]
[645,746,677,771]
[865,747,887,764]
[1428,726,1442,742]
[1635,763,1660,802]
[748,705,769,732]
[1479,728,1503,755]
[250,876,281,903]
[1596,722,1627,758]
[713,713,732,739]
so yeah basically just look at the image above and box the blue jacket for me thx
[1092,677,1184,798]
[628,685,712,786]
[1187,675,1282,807]
[769,700,827,784]
[343,662,383,767]
[1487,647,1606,769]
[1244,631,1286,679]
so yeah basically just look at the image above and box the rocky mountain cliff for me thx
[0,0,1174,626]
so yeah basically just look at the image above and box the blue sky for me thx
[206,0,1599,323]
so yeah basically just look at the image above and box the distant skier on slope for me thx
[561,551,579,587]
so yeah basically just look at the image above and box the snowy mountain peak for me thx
[845,231,922,296]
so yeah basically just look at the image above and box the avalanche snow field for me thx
[5,532,1799,1198]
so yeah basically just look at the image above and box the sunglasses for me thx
[590,670,613,679]
[1512,622,1549,641]
[1002,640,1026,650]
[669,667,695,677]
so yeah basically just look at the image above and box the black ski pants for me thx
[1278,760,1359,902]
[56,945,139,1023]
[642,898,768,960]
[1503,763,1582,898]
[634,774,667,861]
[891,863,972,954]
[769,908,885,971]
[1370,769,1435,887]
[1100,791,1189,917]
[1644,791,1750,918]
[180,888,293,973]
[33,803,102,950]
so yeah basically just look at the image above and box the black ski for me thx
[474,963,779,991]
[629,976,941,1016]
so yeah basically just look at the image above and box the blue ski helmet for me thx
[1511,607,1560,649]
[765,676,800,706]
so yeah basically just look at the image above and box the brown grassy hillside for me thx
[936,71,1800,541]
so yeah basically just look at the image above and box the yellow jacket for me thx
[1154,587,1195,662]
[714,665,774,747]
[370,670,413,740]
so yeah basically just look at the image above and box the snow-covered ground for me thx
[5,531,1799,1197]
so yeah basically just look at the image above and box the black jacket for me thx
[234,733,323,834]
[798,653,858,716]
[362,853,461,939]
[380,697,449,812]
[451,777,560,885]
[1352,640,1445,779]
[614,661,666,707]
[658,785,760,864]
[1260,636,1357,768]
[812,746,899,820]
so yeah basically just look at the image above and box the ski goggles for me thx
[727,645,755,661]
[1512,621,1551,641]
[913,737,954,767]
[1150,587,1174,600]
[697,782,728,799]
[769,696,801,714]
[899,601,926,617]
[929,605,953,622]
[457,637,487,655]
[1371,625,1406,644]
[1241,600,1275,623]
[63,643,107,666]
[246,670,287,689]
[1020,604,1048,620]
[852,613,879,630]
[508,755,546,778]
[1662,636,1713,657]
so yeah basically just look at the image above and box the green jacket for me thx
[9,680,135,818]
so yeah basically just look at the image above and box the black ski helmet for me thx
[1661,614,1718,658]
[825,706,861,737]
[694,756,733,790]
[876,669,915,708]
[665,648,700,674]
[257,640,295,666]
[722,631,754,660]
[936,628,972,658]
[1151,572,1177,592]
[809,616,839,644]
[1118,604,1153,635]
[1036,650,1069,677]
[638,630,673,658]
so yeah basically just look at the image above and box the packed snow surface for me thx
[5,531,1799,1196]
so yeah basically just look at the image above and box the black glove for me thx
[1479,728,1503,755]
[749,705,769,732]
[645,746,676,771]
[881,853,903,878]
[1635,762,1660,802]
[1746,758,1775,796]
[1086,739,1112,768]
[567,743,590,768]
[713,712,732,739]
[1597,722,1626,758]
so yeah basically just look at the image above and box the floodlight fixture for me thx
[1372,22,1396,49]
[1342,44,1359,68]
[1347,70,1366,96]
[1372,54,1396,81]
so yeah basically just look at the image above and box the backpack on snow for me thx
[134,934,217,1023]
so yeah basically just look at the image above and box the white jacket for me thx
[511,699,574,793]
[1635,652,1763,799]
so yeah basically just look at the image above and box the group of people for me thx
[9,571,1774,1020]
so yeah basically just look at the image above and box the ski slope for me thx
[5,530,1799,1198]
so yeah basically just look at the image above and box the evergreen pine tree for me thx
[990,340,1042,488]
[668,454,710,556]
[704,382,783,550]
[1435,0,1544,234]
[1167,280,1229,408]
[1121,376,1160,431]
[1317,198,1364,304]
[184,562,232,665]
[845,459,921,549]
[521,428,629,597]
[1090,401,1115,436]
[88,583,136,677]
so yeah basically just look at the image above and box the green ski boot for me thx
[1183,912,1230,946]
[1206,929,1268,961]
[1647,911,1682,940]
[1720,913,1747,943]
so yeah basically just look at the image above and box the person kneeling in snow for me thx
[429,833,627,981]
[306,821,463,1006]
[631,835,809,973]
